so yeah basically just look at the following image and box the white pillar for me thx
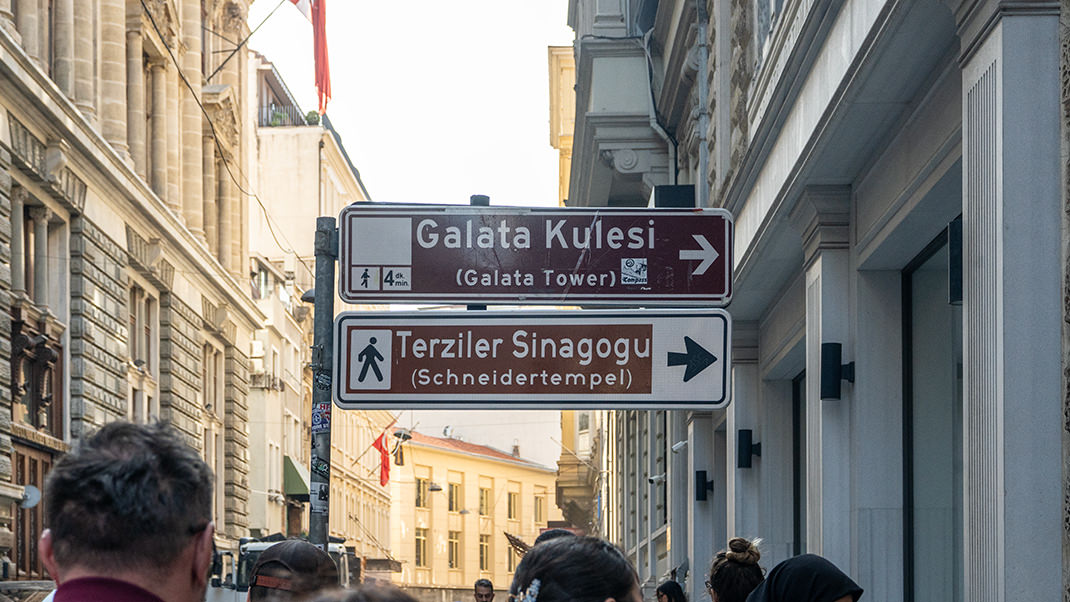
[150,60,168,197]
[959,4,1062,600]
[203,135,217,252]
[166,65,181,212]
[726,322,760,539]
[10,187,25,297]
[100,0,129,158]
[686,412,716,602]
[0,0,15,37]
[73,0,96,118]
[789,186,852,572]
[181,0,204,237]
[126,28,146,179]
[52,0,75,96]
[29,206,50,309]
[14,0,37,63]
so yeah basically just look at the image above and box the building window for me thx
[479,534,491,571]
[754,0,786,65]
[415,478,430,508]
[534,495,545,524]
[479,487,491,516]
[507,491,519,520]
[507,546,517,572]
[414,528,428,567]
[11,319,62,436]
[578,411,590,432]
[448,483,462,512]
[448,531,461,569]
[128,285,157,374]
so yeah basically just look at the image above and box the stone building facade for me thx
[0,0,263,580]
[569,0,1065,600]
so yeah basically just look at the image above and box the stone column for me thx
[218,158,232,270]
[150,60,168,197]
[788,186,851,572]
[10,187,25,297]
[0,0,15,37]
[28,206,49,309]
[100,0,129,159]
[14,0,37,64]
[181,0,204,237]
[959,3,1062,600]
[726,321,760,539]
[203,135,217,252]
[74,0,96,118]
[126,28,147,179]
[167,65,181,212]
[52,0,75,96]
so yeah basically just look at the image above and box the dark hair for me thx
[309,584,418,602]
[707,537,764,602]
[510,536,637,602]
[44,421,213,574]
[475,579,494,590]
[656,580,687,602]
[533,529,576,546]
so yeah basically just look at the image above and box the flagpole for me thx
[206,0,287,83]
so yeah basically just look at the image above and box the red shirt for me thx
[54,577,165,602]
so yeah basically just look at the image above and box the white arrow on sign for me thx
[679,234,719,276]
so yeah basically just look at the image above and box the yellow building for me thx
[389,431,562,598]
[548,46,576,206]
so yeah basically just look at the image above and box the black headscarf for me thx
[744,554,863,602]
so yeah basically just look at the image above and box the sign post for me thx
[308,217,336,551]
[333,309,731,409]
[338,204,733,306]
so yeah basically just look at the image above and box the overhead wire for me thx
[139,0,315,282]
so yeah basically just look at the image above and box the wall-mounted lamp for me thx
[820,342,855,400]
[737,429,762,469]
[393,428,413,441]
[695,470,714,501]
[671,440,688,454]
[428,482,443,492]
[648,473,666,485]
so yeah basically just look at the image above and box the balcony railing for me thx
[258,104,310,127]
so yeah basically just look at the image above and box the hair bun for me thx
[724,537,760,565]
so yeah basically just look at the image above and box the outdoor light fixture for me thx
[820,342,854,400]
[300,288,315,303]
[428,482,443,492]
[671,440,688,454]
[695,470,714,501]
[393,428,413,441]
[737,429,761,469]
[648,473,666,485]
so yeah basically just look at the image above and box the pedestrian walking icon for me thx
[360,268,371,289]
[358,337,384,382]
[348,329,392,391]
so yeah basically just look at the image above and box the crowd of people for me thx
[37,421,863,602]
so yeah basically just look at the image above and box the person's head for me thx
[509,536,640,602]
[39,421,215,602]
[656,580,687,602]
[308,584,418,602]
[475,578,495,602]
[706,537,763,602]
[248,540,340,601]
[744,554,862,602]
[532,529,576,547]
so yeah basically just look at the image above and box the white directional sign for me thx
[333,309,731,409]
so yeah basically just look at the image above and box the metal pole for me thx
[467,194,489,311]
[309,216,337,550]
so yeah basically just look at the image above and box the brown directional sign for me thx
[338,204,733,305]
[333,309,731,409]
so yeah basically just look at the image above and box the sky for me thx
[248,0,575,207]
[247,1,572,463]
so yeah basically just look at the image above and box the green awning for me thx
[283,455,310,501]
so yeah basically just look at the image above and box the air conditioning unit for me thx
[250,358,265,374]
[250,340,265,359]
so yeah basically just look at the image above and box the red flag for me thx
[312,0,331,114]
[372,433,390,486]
[288,0,311,20]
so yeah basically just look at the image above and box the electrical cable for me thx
[139,0,314,282]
